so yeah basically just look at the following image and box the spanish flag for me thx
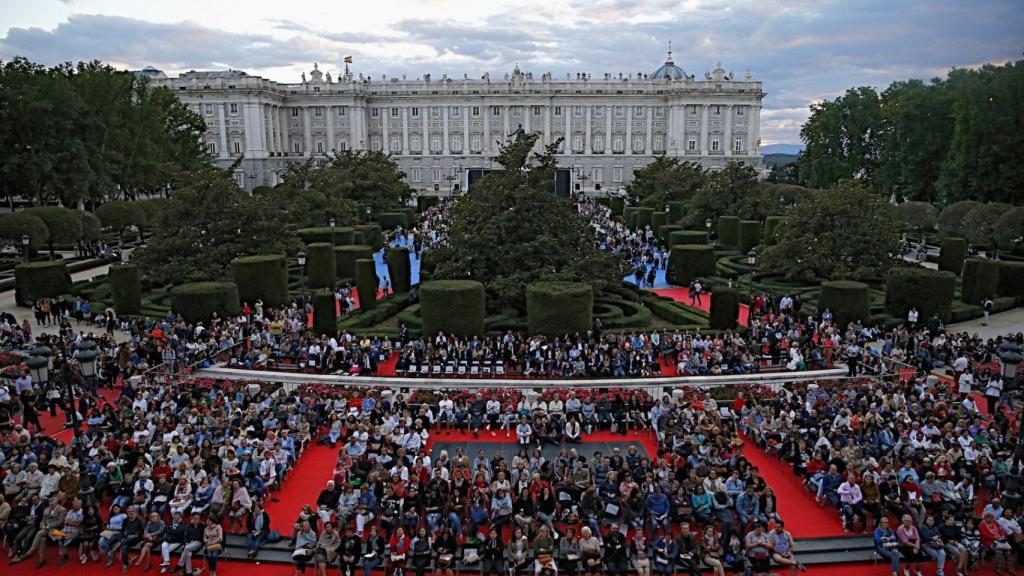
[344,56,353,64]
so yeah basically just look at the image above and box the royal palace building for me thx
[144,48,764,196]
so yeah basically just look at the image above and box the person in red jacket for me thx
[388,526,411,576]
[980,511,1011,573]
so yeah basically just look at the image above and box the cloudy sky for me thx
[1,0,1021,144]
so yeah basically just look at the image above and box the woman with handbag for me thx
[434,525,458,576]
[578,526,602,576]
[389,526,411,576]
[534,524,557,576]
[981,511,1011,574]
[410,526,433,576]
[480,527,504,576]
[292,519,318,575]
[315,521,341,576]
[630,531,651,576]
[558,526,580,576]
[362,526,386,576]
[203,515,223,576]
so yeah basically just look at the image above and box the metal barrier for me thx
[193,363,850,391]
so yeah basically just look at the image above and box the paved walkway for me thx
[949,307,1024,339]
[0,262,119,342]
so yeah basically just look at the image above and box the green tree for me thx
[798,86,884,190]
[760,180,900,282]
[96,200,148,247]
[0,212,48,250]
[625,158,706,209]
[681,161,760,227]
[277,150,413,216]
[132,165,295,284]
[428,132,624,311]
[876,79,953,202]
[23,206,83,257]
[893,201,937,238]
[994,206,1024,249]
[937,200,981,237]
[962,202,1014,247]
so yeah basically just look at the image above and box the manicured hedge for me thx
[333,227,355,246]
[355,258,378,311]
[595,197,611,208]
[108,264,141,315]
[669,244,716,286]
[170,282,240,323]
[526,281,593,337]
[306,243,336,289]
[885,267,956,322]
[14,261,71,306]
[634,207,654,229]
[420,280,485,337]
[623,207,639,229]
[386,247,412,293]
[352,231,366,245]
[417,195,440,212]
[354,224,383,250]
[764,216,785,246]
[609,197,625,216]
[230,254,288,307]
[312,290,337,335]
[668,201,686,224]
[399,207,418,226]
[296,227,336,245]
[961,258,999,304]
[998,261,1024,298]
[819,280,871,327]
[668,230,708,247]
[377,212,410,230]
[939,237,968,275]
[718,216,740,246]
[709,287,740,330]
[738,220,762,253]
[659,225,683,246]
[650,212,667,237]
[335,245,373,280]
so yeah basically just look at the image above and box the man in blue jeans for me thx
[873,516,902,576]
[645,485,670,538]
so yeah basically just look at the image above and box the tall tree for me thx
[681,161,760,227]
[625,158,706,209]
[798,86,884,190]
[877,79,953,203]
[277,150,413,216]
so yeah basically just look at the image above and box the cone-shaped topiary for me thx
[354,224,383,250]
[669,230,708,247]
[650,212,667,238]
[659,225,683,246]
[609,196,625,216]
[335,245,373,280]
[885,268,955,322]
[386,247,412,293]
[669,245,716,286]
[961,258,999,304]
[709,286,740,329]
[312,290,337,335]
[718,216,740,246]
[296,227,337,245]
[764,216,785,246]
[634,207,654,229]
[14,261,71,307]
[377,212,410,230]
[738,220,762,253]
[998,261,1024,299]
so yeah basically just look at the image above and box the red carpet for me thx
[262,436,339,535]
[651,288,750,326]
[741,435,846,538]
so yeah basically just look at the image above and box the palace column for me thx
[584,106,592,154]
[327,106,336,153]
[645,106,653,154]
[699,104,709,156]
[625,106,633,155]
[604,105,611,154]
[217,104,228,159]
[724,104,733,156]
[401,107,410,154]
[442,107,450,155]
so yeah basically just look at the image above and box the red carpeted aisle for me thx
[741,436,846,538]
[262,437,339,535]
[651,288,750,327]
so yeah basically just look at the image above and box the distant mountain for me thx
[764,153,798,167]
[762,143,805,155]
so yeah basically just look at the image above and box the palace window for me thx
[411,168,422,182]
[431,106,440,118]
[371,108,379,117]
[391,108,399,117]
[533,105,542,115]
[595,107,603,118]
[734,137,743,152]
[492,106,500,115]
[370,137,380,151]
[471,135,481,152]
[317,141,324,153]
[390,136,401,151]
[472,106,480,117]
[411,136,422,152]
[412,107,420,116]
[206,142,216,155]
[233,141,241,154]
[314,107,323,117]
[452,107,460,118]
[711,137,720,152]
[615,106,624,118]
[633,135,644,152]
[654,135,664,151]
[572,135,583,153]
[452,135,462,152]
[655,107,664,118]
[431,135,441,152]
[687,138,696,151]
[293,142,301,153]
[713,105,721,115]
[594,136,604,152]
[229,103,238,115]
[613,167,623,182]
[634,105,644,117]
[613,135,624,153]
[204,104,213,115]
[554,106,562,116]
[737,107,744,116]
[337,107,346,116]
[574,105,583,116]
[291,108,299,117]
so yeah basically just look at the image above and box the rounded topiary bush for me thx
[668,230,708,247]
[354,258,378,311]
[659,225,683,246]
[526,281,594,338]
[718,216,740,246]
[312,290,337,335]
[668,201,686,224]
[14,261,71,307]
[738,220,762,253]
[819,280,871,327]
[939,237,968,275]
[170,282,240,323]
[650,212,667,237]
[334,245,373,280]
[417,196,440,212]
[961,258,999,304]
[230,254,288,307]
[764,216,785,246]
[609,196,625,216]
[352,231,366,246]
[885,268,956,322]
[709,287,740,330]
[634,207,654,229]
[998,261,1024,299]
[306,243,336,289]
[420,280,485,337]
[355,224,383,250]
[377,212,410,230]
[669,244,716,286]
[296,227,336,245]
[386,247,412,293]
[109,264,142,315]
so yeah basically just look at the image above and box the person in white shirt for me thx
[957,368,974,398]
[837,474,865,532]
[515,418,532,445]
[485,399,501,432]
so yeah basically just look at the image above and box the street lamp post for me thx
[70,340,98,461]
[705,218,713,243]
[329,217,337,245]
[297,251,307,289]
[746,248,759,302]
[366,207,372,223]
[20,234,30,263]
[1000,339,1024,506]
[445,174,456,196]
